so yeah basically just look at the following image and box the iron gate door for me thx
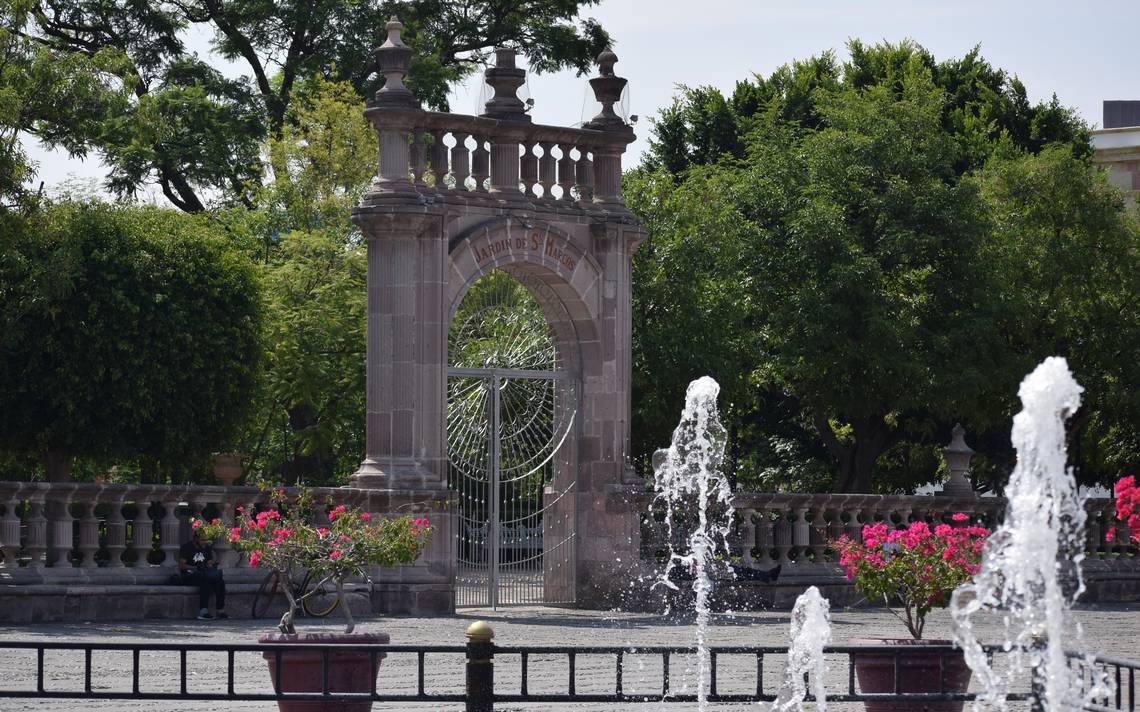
[448,367,577,608]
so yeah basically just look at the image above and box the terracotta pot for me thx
[212,452,243,486]
[259,632,388,712]
[849,638,972,712]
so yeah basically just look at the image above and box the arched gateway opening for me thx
[348,19,646,613]
[447,269,577,607]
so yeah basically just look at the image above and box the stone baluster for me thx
[846,507,864,541]
[520,141,538,197]
[212,497,239,568]
[1086,506,1103,558]
[557,143,575,200]
[24,495,48,569]
[574,145,594,202]
[160,499,182,569]
[809,506,828,563]
[538,141,557,198]
[825,505,845,544]
[755,508,775,568]
[772,510,792,564]
[429,130,449,189]
[737,508,756,569]
[76,501,100,568]
[451,132,471,190]
[104,495,127,568]
[791,505,810,563]
[895,506,912,531]
[1,496,23,568]
[471,136,490,192]
[410,130,427,186]
[48,495,74,568]
[131,500,156,568]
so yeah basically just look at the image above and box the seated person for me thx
[668,562,782,583]
[179,530,227,620]
[729,563,782,583]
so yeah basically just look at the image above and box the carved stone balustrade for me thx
[640,491,1139,595]
[0,481,442,585]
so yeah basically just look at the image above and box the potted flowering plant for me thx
[229,488,433,712]
[834,515,989,711]
[1108,475,1139,545]
[189,517,225,542]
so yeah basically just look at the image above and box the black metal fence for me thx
[0,636,1136,710]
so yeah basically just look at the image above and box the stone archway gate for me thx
[346,18,647,613]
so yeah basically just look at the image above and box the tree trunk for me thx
[42,450,72,482]
[280,403,333,485]
[814,410,892,494]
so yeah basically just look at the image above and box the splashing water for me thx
[653,376,734,710]
[771,586,832,711]
[950,357,1108,710]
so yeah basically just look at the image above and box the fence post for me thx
[466,620,495,712]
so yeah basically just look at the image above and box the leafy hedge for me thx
[0,201,263,480]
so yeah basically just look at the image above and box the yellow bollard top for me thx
[465,620,494,642]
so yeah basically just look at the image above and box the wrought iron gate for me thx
[448,270,577,608]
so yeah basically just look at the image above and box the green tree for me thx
[0,23,131,209]
[632,42,1137,493]
[645,40,1087,177]
[3,0,610,211]
[232,76,372,485]
[977,146,1140,486]
[0,200,262,480]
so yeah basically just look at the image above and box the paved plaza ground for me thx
[0,602,1138,711]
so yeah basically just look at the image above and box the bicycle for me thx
[251,568,340,619]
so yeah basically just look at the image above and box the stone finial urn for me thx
[212,452,243,487]
[940,424,976,498]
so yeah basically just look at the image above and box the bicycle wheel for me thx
[252,570,283,619]
[299,570,340,618]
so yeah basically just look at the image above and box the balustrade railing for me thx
[641,492,1138,576]
[0,482,384,579]
[361,20,633,209]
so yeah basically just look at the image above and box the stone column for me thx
[350,210,447,491]
[24,496,47,569]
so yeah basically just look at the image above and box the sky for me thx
[23,0,1140,203]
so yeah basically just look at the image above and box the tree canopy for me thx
[630,41,1139,493]
[2,0,610,211]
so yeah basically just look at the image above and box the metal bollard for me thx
[465,620,495,712]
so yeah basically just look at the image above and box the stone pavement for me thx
[0,603,1138,711]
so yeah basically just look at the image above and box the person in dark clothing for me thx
[179,531,227,620]
[729,563,782,583]
[668,562,782,584]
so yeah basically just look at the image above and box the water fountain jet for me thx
[951,356,1109,710]
[652,376,733,710]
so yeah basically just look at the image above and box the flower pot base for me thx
[259,632,388,712]
[849,638,972,712]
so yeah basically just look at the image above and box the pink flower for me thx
[328,505,347,522]
[317,528,329,537]
[952,512,969,522]
[228,532,240,542]
[249,550,261,567]
[210,518,219,525]
[360,512,371,520]
[191,519,201,529]
[329,551,343,560]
